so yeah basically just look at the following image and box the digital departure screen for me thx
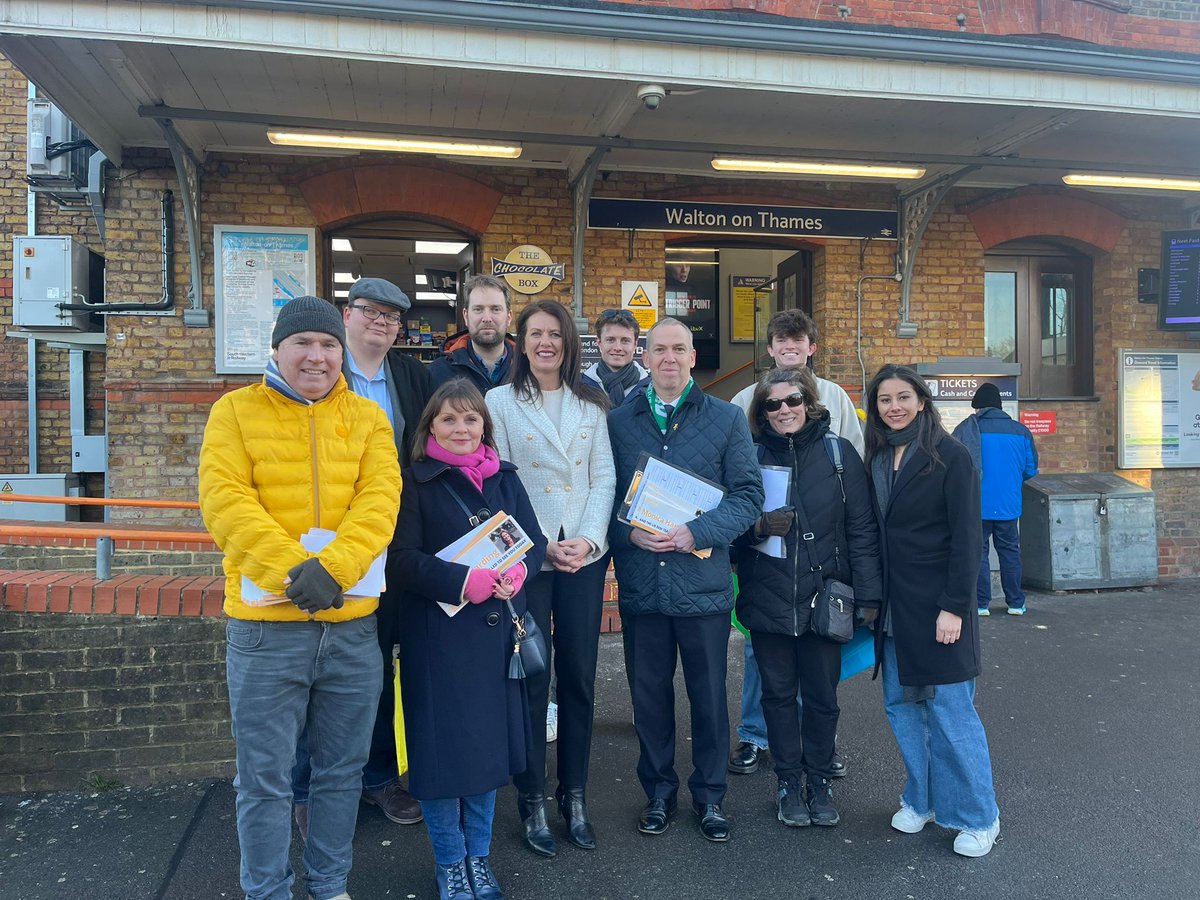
[1159,229,1200,331]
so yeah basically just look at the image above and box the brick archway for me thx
[964,189,1126,253]
[287,160,505,234]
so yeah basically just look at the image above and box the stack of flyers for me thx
[241,527,386,606]
[435,510,532,616]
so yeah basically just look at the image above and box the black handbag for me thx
[440,479,547,679]
[790,473,856,645]
[506,598,547,680]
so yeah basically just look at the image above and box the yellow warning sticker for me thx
[626,285,653,308]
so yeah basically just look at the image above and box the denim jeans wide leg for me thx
[421,792,496,866]
[302,617,383,900]
[737,635,804,750]
[976,521,995,610]
[991,519,1026,609]
[226,620,317,900]
[881,637,999,830]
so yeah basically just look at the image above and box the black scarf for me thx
[597,362,641,407]
[885,420,921,447]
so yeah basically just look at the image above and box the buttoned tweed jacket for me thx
[486,383,616,565]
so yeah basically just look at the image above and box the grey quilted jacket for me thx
[608,384,764,617]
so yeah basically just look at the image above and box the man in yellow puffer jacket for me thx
[199,295,401,900]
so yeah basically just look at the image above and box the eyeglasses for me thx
[762,393,806,413]
[351,304,404,325]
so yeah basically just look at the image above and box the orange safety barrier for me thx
[0,523,215,545]
[1,493,199,509]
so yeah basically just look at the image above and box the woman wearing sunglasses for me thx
[734,367,882,828]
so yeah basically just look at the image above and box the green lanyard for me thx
[647,379,693,433]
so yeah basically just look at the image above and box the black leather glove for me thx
[286,559,345,614]
[755,506,794,539]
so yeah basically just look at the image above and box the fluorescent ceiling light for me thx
[415,274,428,285]
[1062,173,1200,192]
[267,130,522,159]
[415,241,469,254]
[712,157,926,179]
[665,260,719,266]
[667,248,719,254]
[331,239,353,252]
[333,290,350,298]
[333,272,358,284]
[416,291,456,301]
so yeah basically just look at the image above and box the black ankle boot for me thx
[517,793,557,858]
[556,786,597,850]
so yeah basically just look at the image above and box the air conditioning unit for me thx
[27,98,90,190]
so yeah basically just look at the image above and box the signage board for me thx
[588,198,897,241]
[1020,411,1058,435]
[1118,349,1200,468]
[621,280,658,331]
[1158,230,1200,331]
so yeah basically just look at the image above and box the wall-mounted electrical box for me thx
[12,236,104,331]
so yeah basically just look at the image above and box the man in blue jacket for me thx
[608,318,764,843]
[429,274,514,394]
[953,383,1039,616]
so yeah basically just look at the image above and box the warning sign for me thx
[621,281,658,331]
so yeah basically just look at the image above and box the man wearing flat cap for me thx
[199,295,401,900]
[952,382,1039,617]
[291,277,432,833]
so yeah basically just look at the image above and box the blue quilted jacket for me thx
[608,384,764,617]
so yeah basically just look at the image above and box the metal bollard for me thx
[96,536,114,580]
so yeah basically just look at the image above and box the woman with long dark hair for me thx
[485,300,616,857]
[863,364,1000,858]
[735,367,882,828]
[392,379,548,899]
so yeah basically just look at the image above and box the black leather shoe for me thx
[727,741,762,775]
[830,749,848,778]
[637,797,676,835]
[557,787,597,850]
[692,802,730,842]
[517,793,557,858]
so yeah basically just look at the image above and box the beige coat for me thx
[486,383,616,567]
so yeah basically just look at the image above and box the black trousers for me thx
[513,556,608,797]
[631,611,730,806]
[750,629,841,781]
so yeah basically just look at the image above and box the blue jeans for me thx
[737,639,802,750]
[226,618,383,900]
[420,791,496,866]
[977,519,1026,610]
[881,637,999,831]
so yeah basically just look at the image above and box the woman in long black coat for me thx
[734,367,882,829]
[863,364,999,859]
[392,379,548,900]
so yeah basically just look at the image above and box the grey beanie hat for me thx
[271,295,346,349]
[348,277,411,312]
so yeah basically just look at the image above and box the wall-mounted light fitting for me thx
[267,130,522,159]
[1062,173,1200,192]
[712,157,926,179]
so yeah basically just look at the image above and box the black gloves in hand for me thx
[286,559,345,614]
[755,506,794,538]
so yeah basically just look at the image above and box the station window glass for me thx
[984,245,1093,399]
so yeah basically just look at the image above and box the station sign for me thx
[588,198,897,240]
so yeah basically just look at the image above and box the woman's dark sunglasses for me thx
[762,393,806,413]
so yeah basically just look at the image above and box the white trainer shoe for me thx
[953,818,1001,857]
[891,805,935,834]
[546,701,558,743]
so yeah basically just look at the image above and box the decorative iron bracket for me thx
[159,120,209,326]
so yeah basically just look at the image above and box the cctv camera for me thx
[637,84,666,110]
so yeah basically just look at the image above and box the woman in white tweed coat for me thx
[486,299,616,859]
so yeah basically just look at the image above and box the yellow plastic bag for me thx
[392,656,408,777]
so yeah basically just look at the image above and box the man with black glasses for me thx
[582,308,650,408]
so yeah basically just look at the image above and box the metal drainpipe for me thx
[856,271,904,402]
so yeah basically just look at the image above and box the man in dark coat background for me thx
[607,317,764,844]
[429,274,515,394]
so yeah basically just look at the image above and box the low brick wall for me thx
[0,567,624,792]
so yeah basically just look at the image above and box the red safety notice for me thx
[1020,411,1057,435]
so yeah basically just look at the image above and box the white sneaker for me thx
[891,805,935,834]
[953,818,1000,857]
[546,701,558,743]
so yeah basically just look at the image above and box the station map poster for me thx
[1118,349,1200,468]
[215,226,317,374]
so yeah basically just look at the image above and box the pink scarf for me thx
[424,436,501,492]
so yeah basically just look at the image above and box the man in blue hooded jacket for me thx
[953,383,1039,615]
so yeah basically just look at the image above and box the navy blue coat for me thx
[735,417,882,637]
[870,434,983,686]
[391,456,548,800]
[428,331,515,396]
[607,384,764,617]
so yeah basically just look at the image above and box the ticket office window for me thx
[985,248,1093,399]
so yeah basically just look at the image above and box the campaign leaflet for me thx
[435,510,532,616]
[241,527,385,606]
[617,452,726,560]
